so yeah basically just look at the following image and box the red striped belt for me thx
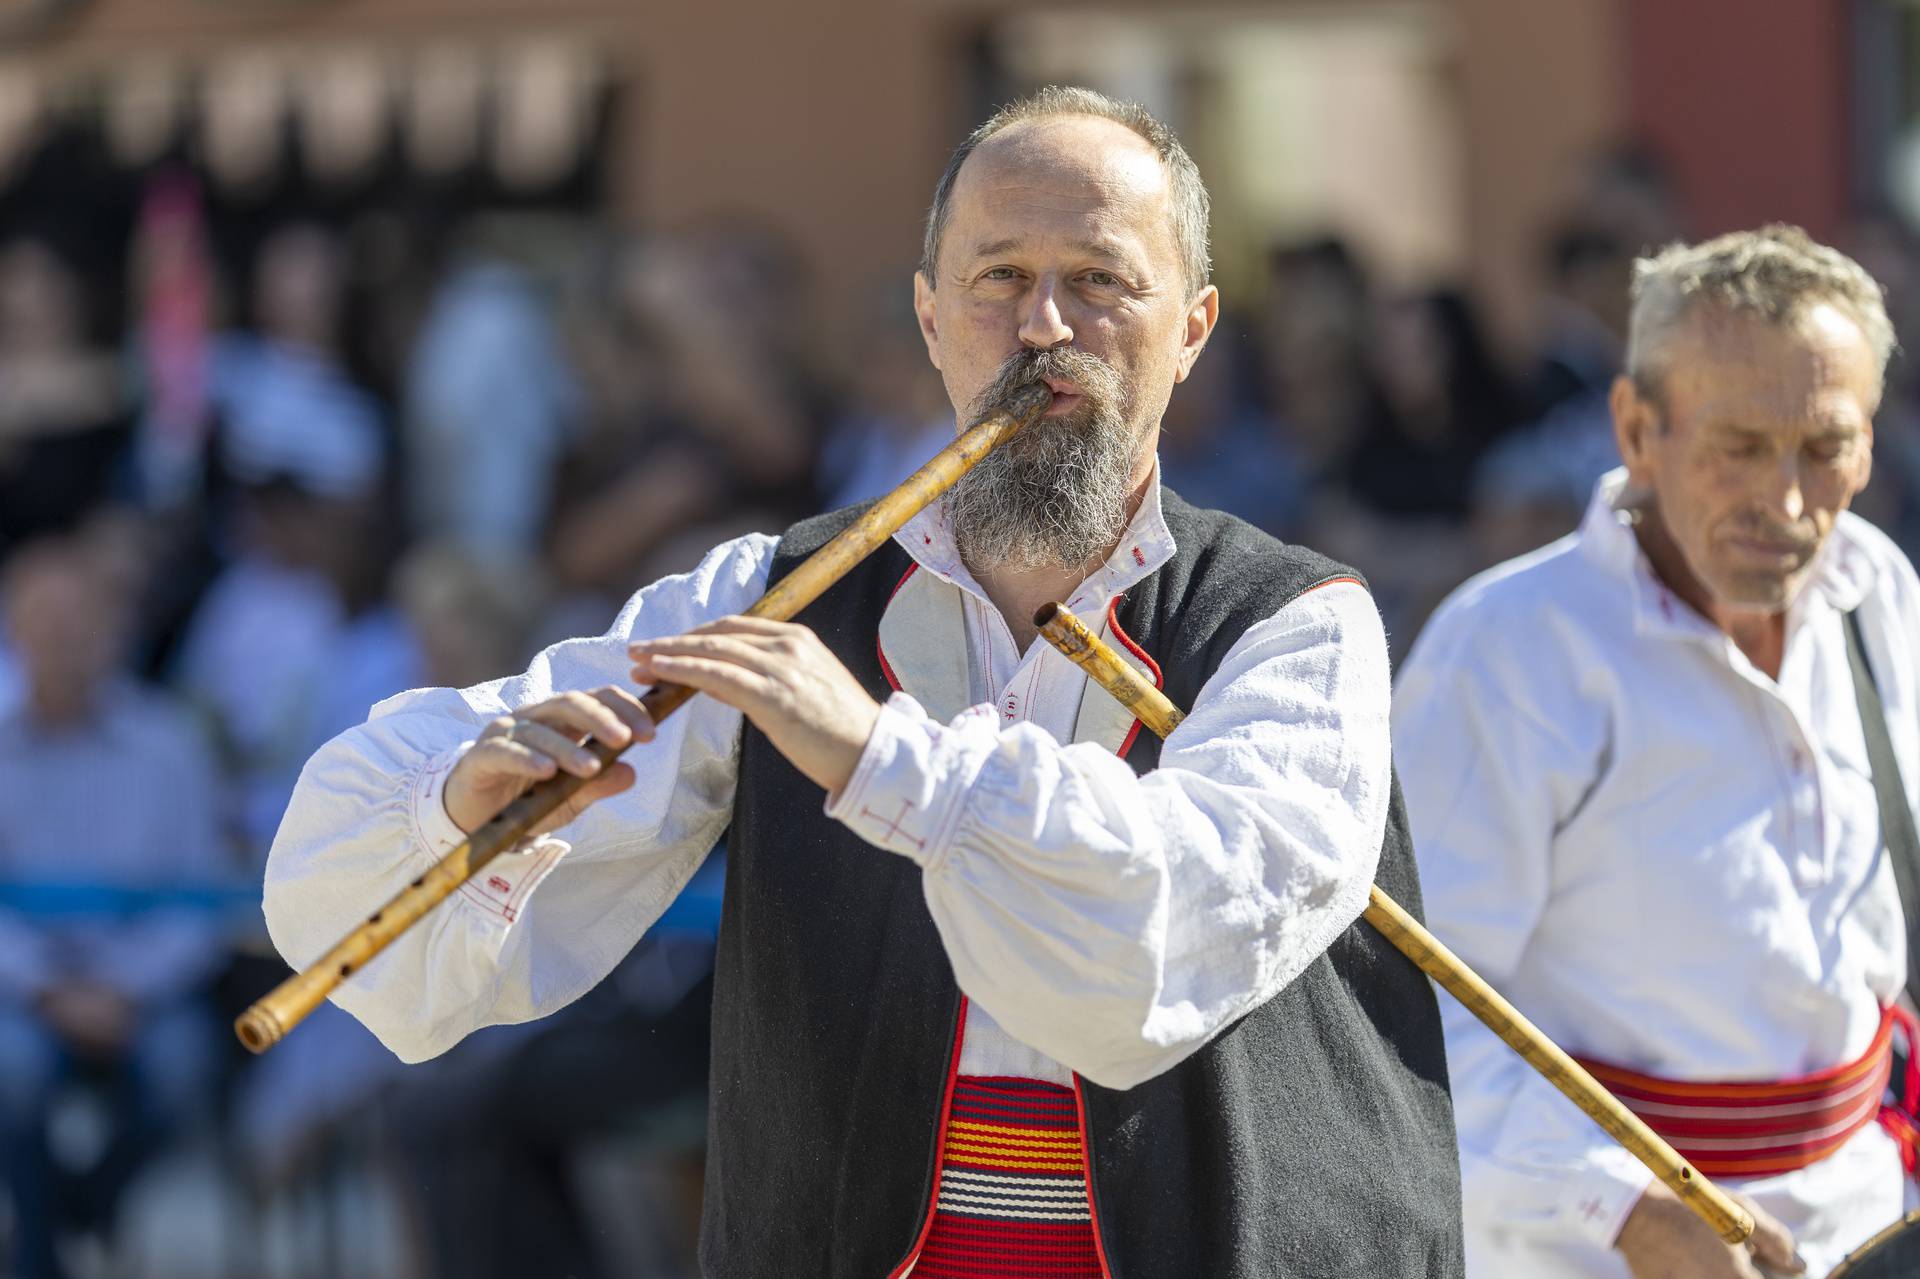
[911,1076,1102,1279]
[1577,1005,1920,1180]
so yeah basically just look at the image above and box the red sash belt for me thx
[1577,1006,1920,1180]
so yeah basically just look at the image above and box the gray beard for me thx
[948,352,1139,573]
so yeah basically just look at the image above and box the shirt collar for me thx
[1577,466,1881,641]
[895,455,1178,604]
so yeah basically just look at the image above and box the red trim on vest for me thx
[877,563,918,693]
[1072,1075,1116,1279]
[1105,598,1163,760]
[886,995,972,1279]
[1576,1006,1920,1179]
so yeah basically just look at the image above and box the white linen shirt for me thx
[263,474,1392,1091]
[1394,469,1919,1278]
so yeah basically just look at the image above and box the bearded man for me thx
[264,87,1462,1278]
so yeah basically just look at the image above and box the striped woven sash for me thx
[1577,1006,1920,1180]
[913,1076,1102,1278]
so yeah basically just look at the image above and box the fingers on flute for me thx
[529,687,651,748]
[507,718,606,778]
[470,731,564,781]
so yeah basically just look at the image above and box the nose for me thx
[1763,454,1806,523]
[1017,277,1074,350]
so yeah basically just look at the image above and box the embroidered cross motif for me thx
[861,800,926,852]
[1577,1197,1606,1223]
[487,876,511,894]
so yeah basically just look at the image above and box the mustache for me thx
[1724,518,1818,552]
[972,346,1124,415]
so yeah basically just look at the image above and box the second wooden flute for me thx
[1032,600,1754,1247]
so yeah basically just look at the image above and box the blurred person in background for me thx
[176,218,418,864]
[1845,208,1920,561]
[1328,288,1522,650]
[405,216,579,559]
[1467,221,1638,567]
[1396,226,1914,1278]
[815,279,957,509]
[1355,288,1519,520]
[209,221,386,502]
[546,229,825,621]
[394,542,551,692]
[1470,149,1684,571]
[0,531,231,1279]
[383,928,717,1279]
[0,235,130,560]
[1258,234,1382,504]
[1156,326,1306,535]
[173,461,414,866]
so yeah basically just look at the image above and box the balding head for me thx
[921,86,1211,298]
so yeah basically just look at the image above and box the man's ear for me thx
[913,270,941,371]
[1611,373,1659,487]
[1173,285,1220,383]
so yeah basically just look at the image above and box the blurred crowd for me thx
[7,121,1920,1277]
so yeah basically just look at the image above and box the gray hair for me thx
[1626,224,1896,394]
[919,85,1212,297]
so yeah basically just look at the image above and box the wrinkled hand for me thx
[1615,1182,1803,1279]
[443,687,655,835]
[630,616,881,794]
[38,983,136,1058]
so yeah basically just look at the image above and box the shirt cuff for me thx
[1560,1143,1657,1249]
[824,692,996,868]
[411,742,474,856]
[406,740,570,931]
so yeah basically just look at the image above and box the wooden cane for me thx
[231,381,1055,1055]
[1032,601,1756,1246]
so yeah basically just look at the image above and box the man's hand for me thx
[37,983,135,1058]
[630,616,882,795]
[1614,1182,1803,1279]
[443,687,654,835]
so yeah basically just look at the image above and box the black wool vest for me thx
[701,489,1464,1278]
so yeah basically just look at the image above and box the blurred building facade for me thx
[0,0,1884,349]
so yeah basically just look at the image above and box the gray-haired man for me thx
[1397,224,1919,1278]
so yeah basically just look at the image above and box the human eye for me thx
[1082,270,1119,287]
[980,266,1021,283]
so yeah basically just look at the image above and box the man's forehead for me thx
[947,116,1170,243]
[1663,303,1880,418]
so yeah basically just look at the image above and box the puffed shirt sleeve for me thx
[1391,610,1652,1250]
[827,580,1391,1090]
[262,533,775,1063]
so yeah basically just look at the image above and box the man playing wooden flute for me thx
[263,86,1463,1277]
[1395,226,1918,1279]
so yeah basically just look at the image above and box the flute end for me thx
[1033,602,1061,629]
[234,1006,284,1055]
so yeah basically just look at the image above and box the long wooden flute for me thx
[233,380,1054,1054]
[1032,601,1756,1247]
